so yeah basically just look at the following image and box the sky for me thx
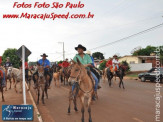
[0,0,163,62]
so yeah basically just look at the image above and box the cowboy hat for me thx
[75,44,86,51]
[41,53,48,57]
[113,55,118,57]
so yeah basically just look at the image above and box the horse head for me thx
[68,58,84,85]
[7,67,13,76]
[37,65,44,81]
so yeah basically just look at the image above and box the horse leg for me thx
[42,88,45,104]
[80,96,85,122]
[1,88,5,102]
[88,97,92,122]
[14,79,18,93]
[37,89,40,105]
[9,78,11,89]
[121,79,125,89]
[53,78,57,86]
[5,78,7,91]
[73,97,78,112]
[45,87,48,99]
[19,80,22,93]
[68,89,72,113]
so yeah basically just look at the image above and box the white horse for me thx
[7,67,22,93]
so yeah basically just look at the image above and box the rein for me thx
[70,68,93,94]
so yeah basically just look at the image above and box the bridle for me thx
[69,68,82,82]
[69,67,93,94]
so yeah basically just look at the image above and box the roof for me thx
[120,55,156,58]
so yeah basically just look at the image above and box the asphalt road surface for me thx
[30,78,163,122]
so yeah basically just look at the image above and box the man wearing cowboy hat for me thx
[112,54,120,71]
[33,53,52,89]
[4,57,12,69]
[73,44,100,100]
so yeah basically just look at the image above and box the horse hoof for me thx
[89,119,92,122]
[68,108,70,113]
[81,118,84,122]
[74,107,78,112]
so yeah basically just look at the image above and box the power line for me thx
[89,23,163,50]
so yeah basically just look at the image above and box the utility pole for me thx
[63,42,65,60]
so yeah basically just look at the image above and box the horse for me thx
[4,67,13,91]
[0,69,5,102]
[106,66,125,89]
[7,67,23,93]
[34,65,48,105]
[26,68,33,91]
[68,58,94,122]
[60,67,71,85]
[53,72,60,87]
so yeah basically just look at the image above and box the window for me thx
[142,60,145,63]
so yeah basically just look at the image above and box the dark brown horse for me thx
[68,58,94,122]
[0,69,5,102]
[107,66,125,89]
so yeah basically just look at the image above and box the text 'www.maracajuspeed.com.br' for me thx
[3,12,94,20]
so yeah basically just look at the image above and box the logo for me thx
[2,105,33,121]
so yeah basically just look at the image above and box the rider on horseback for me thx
[33,53,52,89]
[112,55,120,72]
[62,58,70,73]
[4,57,12,69]
[0,63,6,87]
[72,44,100,100]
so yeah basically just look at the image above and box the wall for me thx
[119,56,140,64]
[130,63,152,71]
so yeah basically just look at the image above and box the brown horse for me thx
[0,69,5,102]
[35,65,48,105]
[60,67,70,85]
[68,58,94,122]
[53,72,60,87]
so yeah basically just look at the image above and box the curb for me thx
[25,83,43,122]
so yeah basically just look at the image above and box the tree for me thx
[2,48,21,68]
[99,60,106,70]
[132,45,156,56]
[92,52,105,60]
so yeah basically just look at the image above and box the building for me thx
[119,55,156,67]
[119,55,157,71]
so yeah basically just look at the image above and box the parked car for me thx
[138,68,163,83]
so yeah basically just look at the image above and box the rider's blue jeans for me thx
[91,72,98,91]
[71,71,99,92]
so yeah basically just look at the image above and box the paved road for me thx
[30,79,163,122]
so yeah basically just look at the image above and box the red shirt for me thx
[106,60,112,67]
[62,61,69,68]
[25,62,28,69]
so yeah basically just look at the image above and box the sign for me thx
[2,105,33,121]
[16,46,31,59]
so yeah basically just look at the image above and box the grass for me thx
[126,73,138,78]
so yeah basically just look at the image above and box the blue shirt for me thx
[90,56,95,67]
[38,59,50,71]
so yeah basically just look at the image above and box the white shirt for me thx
[112,59,119,64]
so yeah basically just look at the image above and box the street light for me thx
[58,42,65,60]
